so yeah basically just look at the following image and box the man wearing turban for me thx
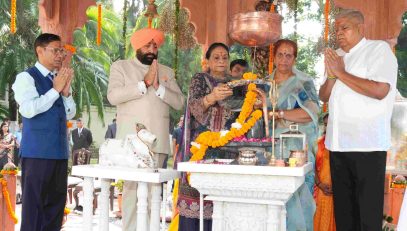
[107,28,185,230]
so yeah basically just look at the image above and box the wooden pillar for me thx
[0,174,16,231]
[38,0,96,64]
[334,0,407,43]
[180,0,258,49]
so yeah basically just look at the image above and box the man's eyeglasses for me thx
[44,47,67,57]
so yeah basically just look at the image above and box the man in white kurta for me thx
[107,28,184,230]
[320,9,398,231]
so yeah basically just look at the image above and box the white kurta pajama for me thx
[324,38,398,230]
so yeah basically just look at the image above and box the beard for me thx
[136,50,158,65]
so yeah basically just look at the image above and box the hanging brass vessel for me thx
[229,11,283,47]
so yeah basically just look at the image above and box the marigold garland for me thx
[148,18,153,29]
[64,44,76,54]
[324,0,330,43]
[242,72,258,81]
[269,44,274,74]
[10,0,16,34]
[67,120,73,129]
[64,207,71,215]
[97,4,102,46]
[269,3,275,74]
[0,169,17,175]
[270,4,275,13]
[189,82,263,161]
[201,59,208,71]
[0,169,18,224]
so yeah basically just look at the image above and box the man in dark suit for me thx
[71,118,93,211]
[104,118,117,139]
[71,118,93,152]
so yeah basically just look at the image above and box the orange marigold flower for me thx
[248,83,257,91]
[243,72,258,80]
[64,44,76,54]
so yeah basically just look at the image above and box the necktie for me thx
[47,73,55,82]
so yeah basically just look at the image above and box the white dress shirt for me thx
[324,38,398,151]
[12,62,76,120]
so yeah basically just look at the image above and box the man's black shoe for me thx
[74,205,83,212]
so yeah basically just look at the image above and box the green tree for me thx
[230,44,251,70]
[283,0,323,78]
[396,12,407,97]
[71,6,124,126]
[0,0,39,121]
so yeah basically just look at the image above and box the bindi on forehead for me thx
[277,51,294,55]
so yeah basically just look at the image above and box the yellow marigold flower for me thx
[248,83,257,91]
[207,140,213,147]
[64,207,71,215]
[253,110,262,118]
[243,72,258,80]
[225,134,232,140]
[186,173,191,183]
[196,137,204,143]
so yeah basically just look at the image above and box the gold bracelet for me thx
[327,75,337,80]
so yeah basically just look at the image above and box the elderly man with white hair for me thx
[320,9,398,231]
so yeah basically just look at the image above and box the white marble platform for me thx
[72,165,180,231]
[177,161,312,231]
